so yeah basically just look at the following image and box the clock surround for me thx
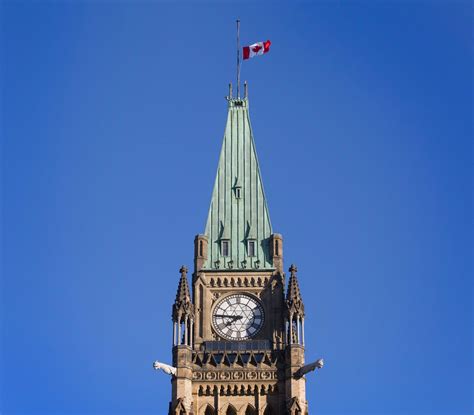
[212,293,265,340]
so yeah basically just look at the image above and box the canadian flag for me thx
[243,40,271,60]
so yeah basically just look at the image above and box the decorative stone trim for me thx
[196,382,279,396]
[193,370,277,382]
[208,276,270,288]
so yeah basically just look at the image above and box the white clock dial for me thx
[212,294,265,340]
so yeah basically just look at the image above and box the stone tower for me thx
[166,88,320,415]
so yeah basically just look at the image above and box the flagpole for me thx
[236,19,240,99]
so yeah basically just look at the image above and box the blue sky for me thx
[1,2,472,414]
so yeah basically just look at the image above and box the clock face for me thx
[212,294,265,340]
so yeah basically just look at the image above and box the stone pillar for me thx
[173,322,176,346]
[171,345,193,414]
[192,281,205,349]
[285,344,307,414]
[289,313,293,345]
[301,318,305,347]
[184,316,188,346]
[190,318,194,348]
[296,317,301,345]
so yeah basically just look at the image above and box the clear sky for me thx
[1,2,472,415]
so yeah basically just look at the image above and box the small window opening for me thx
[199,240,203,256]
[248,240,256,257]
[221,240,230,257]
[234,185,242,199]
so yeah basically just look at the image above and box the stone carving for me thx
[208,275,271,288]
[153,361,177,376]
[205,372,217,380]
[219,371,231,381]
[197,383,278,396]
[247,371,258,380]
[192,370,277,381]
[232,371,244,380]
[295,358,324,378]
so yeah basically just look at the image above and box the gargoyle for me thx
[294,358,324,379]
[153,360,177,376]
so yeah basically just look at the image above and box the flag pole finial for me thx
[236,19,240,99]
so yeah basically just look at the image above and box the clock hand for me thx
[215,314,243,320]
[214,314,235,319]
[224,315,244,327]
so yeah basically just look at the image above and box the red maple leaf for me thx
[251,44,262,53]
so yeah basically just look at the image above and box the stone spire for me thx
[173,266,194,321]
[203,97,273,270]
[286,264,305,317]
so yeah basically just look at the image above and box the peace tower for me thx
[154,84,323,414]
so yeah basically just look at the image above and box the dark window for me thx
[248,240,256,257]
[221,240,230,257]
[263,407,274,415]
[235,187,242,199]
[246,406,257,415]
[203,340,271,352]
[205,406,215,415]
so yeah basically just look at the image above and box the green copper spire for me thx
[203,96,273,270]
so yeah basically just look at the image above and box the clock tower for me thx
[158,85,323,415]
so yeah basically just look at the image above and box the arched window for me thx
[263,406,274,415]
[204,405,215,415]
[226,405,237,415]
[245,405,257,415]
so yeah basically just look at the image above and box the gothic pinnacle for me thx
[173,266,194,321]
[175,266,191,303]
[286,264,305,317]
